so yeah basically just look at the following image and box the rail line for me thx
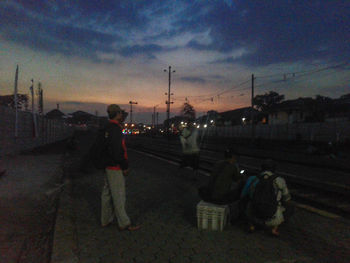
[128,136,350,218]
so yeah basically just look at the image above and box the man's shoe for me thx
[119,224,141,231]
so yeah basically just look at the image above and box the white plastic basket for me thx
[196,201,229,231]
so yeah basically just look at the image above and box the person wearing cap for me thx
[101,104,140,231]
[198,147,243,205]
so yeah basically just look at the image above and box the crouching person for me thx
[241,159,293,236]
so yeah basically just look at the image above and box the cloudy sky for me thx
[0,0,349,123]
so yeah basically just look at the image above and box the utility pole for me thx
[251,74,255,141]
[156,112,159,129]
[30,79,34,113]
[164,66,175,135]
[153,106,156,128]
[37,82,43,115]
[14,65,19,138]
[30,79,38,138]
[129,101,138,124]
[152,104,160,128]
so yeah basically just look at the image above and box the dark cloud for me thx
[119,44,164,57]
[1,0,349,66]
[180,76,206,84]
[177,1,350,65]
[0,3,121,62]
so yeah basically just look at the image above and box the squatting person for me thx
[240,159,293,236]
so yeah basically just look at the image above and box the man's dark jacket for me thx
[105,120,128,170]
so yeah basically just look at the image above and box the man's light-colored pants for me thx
[101,169,131,228]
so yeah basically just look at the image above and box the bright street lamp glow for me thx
[204,124,207,128]
[197,125,200,128]
[193,122,196,125]
[210,120,214,123]
[181,121,184,125]
[242,117,246,121]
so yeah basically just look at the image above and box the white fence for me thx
[0,106,74,155]
[200,121,350,142]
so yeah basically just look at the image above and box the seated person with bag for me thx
[199,148,244,205]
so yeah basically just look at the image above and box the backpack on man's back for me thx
[251,172,279,220]
[89,128,112,170]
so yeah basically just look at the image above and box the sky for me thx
[0,0,349,123]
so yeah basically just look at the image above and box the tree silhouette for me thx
[0,94,29,110]
[181,102,196,121]
[253,91,284,112]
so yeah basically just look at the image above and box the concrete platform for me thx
[0,153,63,263]
[52,145,350,263]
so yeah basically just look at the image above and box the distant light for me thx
[181,121,184,125]
[143,125,146,127]
[124,124,128,126]
[184,122,187,125]
[204,124,207,128]
[131,124,134,127]
[210,120,214,123]
[240,170,245,174]
[197,125,200,128]
[193,122,196,125]
[242,117,246,121]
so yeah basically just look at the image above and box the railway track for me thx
[127,136,350,218]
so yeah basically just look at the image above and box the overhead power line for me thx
[256,61,349,80]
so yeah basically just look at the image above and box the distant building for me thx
[268,97,350,124]
[67,110,94,125]
[324,97,350,122]
[268,98,314,124]
[218,107,262,126]
[45,109,65,120]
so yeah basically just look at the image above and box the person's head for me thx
[261,159,276,172]
[107,104,123,121]
[187,121,194,129]
[224,147,238,162]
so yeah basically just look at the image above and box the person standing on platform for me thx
[179,122,200,172]
[100,104,140,231]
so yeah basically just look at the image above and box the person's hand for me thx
[122,169,129,176]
